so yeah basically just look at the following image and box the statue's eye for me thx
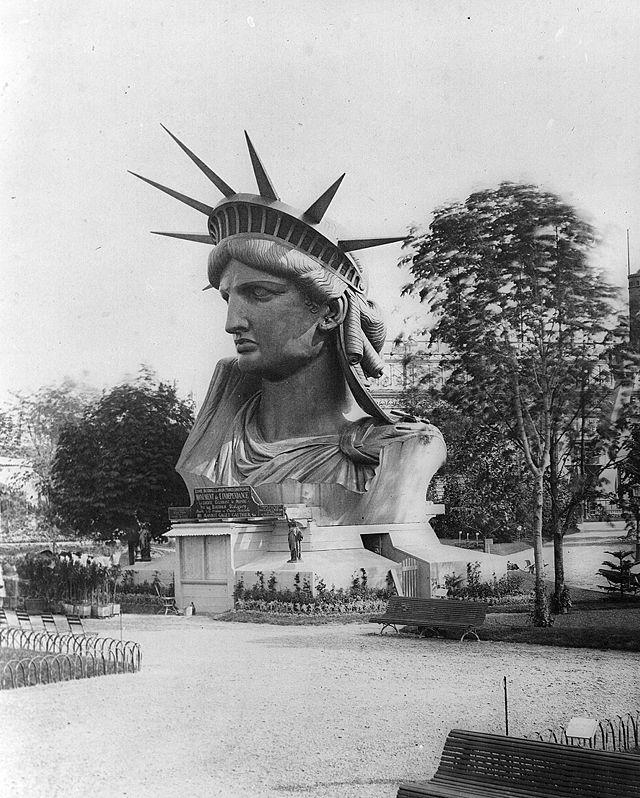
[249,287,273,300]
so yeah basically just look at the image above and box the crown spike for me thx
[244,131,279,200]
[128,171,215,216]
[160,125,236,197]
[304,174,345,223]
[151,232,216,244]
[338,236,406,252]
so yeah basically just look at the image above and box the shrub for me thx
[444,562,525,602]
[599,550,639,598]
[115,592,164,606]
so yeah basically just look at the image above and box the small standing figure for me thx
[287,519,304,563]
[126,526,140,565]
[136,512,152,562]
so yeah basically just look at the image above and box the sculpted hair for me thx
[208,236,386,377]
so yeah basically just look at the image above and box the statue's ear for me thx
[318,296,347,332]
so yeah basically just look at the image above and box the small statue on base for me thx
[287,519,303,563]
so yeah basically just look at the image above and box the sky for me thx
[1,0,639,407]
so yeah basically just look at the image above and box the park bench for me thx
[371,596,487,641]
[397,728,640,798]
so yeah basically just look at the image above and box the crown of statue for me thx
[129,126,403,295]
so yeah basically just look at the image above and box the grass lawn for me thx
[215,581,640,651]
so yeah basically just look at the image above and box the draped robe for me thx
[176,358,446,525]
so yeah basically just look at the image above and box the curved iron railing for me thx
[0,627,142,689]
[529,711,639,752]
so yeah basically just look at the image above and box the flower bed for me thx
[234,568,395,616]
[235,597,389,615]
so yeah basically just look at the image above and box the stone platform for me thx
[169,503,517,612]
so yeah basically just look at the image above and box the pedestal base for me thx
[170,513,517,609]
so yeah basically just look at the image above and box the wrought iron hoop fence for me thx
[0,627,141,689]
[528,711,639,752]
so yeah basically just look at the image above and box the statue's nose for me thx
[224,297,249,334]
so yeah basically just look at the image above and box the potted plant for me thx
[92,604,112,618]
[88,561,109,617]
[74,599,92,617]
[73,559,92,616]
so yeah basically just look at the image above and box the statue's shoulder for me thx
[345,414,445,459]
[175,357,260,481]
[359,413,443,442]
[210,356,241,383]
[207,357,261,403]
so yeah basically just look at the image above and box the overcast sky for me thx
[1,0,639,406]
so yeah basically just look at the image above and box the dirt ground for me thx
[1,614,639,798]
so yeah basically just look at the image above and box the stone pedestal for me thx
[170,501,513,608]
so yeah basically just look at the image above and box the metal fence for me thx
[528,711,639,752]
[0,627,141,689]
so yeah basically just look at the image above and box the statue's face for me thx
[219,259,326,380]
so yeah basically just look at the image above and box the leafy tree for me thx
[402,182,633,624]
[51,369,194,539]
[0,408,22,456]
[401,390,533,542]
[0,380,93,540]
[0,484,35,539]
[615,413,640,561]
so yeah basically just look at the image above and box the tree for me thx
[615,413,640,561]
[0,380,93,540]
[402,182,633,624]
[401,390,533,542]
[51,369,194,539]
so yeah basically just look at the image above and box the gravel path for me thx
[2,615,639,798]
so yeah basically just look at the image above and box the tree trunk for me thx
[532,469,551,626]
[552,530,566,612]
[549,438,566,613]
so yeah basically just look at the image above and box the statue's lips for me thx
[234,339,258,353]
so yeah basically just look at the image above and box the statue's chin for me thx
[236,351,319,382]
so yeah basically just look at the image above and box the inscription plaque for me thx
[169,485,284,522]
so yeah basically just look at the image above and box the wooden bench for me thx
[397,728,640,798]
[371,597,487,641]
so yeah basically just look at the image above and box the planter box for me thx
[62,603,75,615]
[73,603,92,618]
[25,598,47,613]
[112,603,121,616]
[91,603,113,618]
